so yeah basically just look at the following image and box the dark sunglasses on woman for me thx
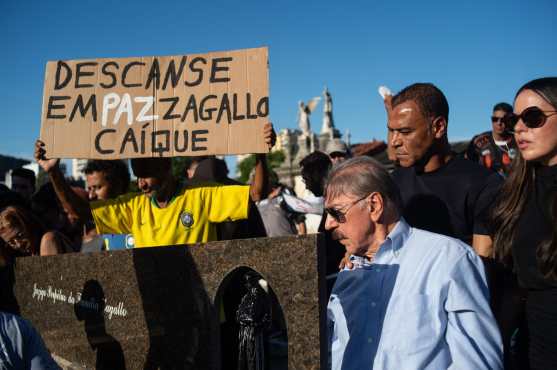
[503,106,557,132]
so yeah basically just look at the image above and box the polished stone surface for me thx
[12,234,326,370]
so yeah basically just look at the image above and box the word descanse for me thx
[53,55,236,91]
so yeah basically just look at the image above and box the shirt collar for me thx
[349,218,411,266]
[150,187,179,209]
[386,218,411,255]
[375,218,411,260]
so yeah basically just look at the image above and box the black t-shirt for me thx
[512,164,557,370]
[392,156,502,244]
[512,164,557,290]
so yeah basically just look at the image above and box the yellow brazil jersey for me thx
[90,183,249,247]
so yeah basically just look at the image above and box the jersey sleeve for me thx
[90,194,135,235]
[204,185,250,223]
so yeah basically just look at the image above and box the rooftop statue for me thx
[321,87,335,136]
[297,97,321,136]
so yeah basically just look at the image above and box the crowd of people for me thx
[0,77,556,369]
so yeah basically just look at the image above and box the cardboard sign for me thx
[40,47,269,159]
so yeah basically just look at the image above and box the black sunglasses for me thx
[324,195,368,224]
[502,107,557,132]
[491,116,504,123]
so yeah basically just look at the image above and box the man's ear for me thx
[431,116,447,139]
[369,192,384,222]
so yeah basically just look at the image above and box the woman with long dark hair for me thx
[491,77,557,369]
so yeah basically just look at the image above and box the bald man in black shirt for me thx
[384,83,522,369]
[385,83,501,250]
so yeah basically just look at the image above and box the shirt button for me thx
[371,302,376,307]
[368,337,373,343]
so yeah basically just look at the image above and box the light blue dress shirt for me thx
[328,218,503,370]
[0,311,61,369]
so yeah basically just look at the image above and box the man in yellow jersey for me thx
[34,123,276,248]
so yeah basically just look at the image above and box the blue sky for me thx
[1,0,556,175]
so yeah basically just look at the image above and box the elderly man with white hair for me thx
[325,156,502,370]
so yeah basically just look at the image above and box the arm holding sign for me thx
[249,123,276,202]
[34,140,94,224]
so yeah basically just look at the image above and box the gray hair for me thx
[325,156,402,215]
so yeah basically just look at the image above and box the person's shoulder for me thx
[182,182,249,201]
[471,131,492,141]
[183,182,247,193]
[410,226,468,247]
[41,230,71,245]
[446,156,495,178]
[183,179,220,189]
[42,230,75,252]
[408,227,473,261]
[470,131,493,148]
[448,157,503,191]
